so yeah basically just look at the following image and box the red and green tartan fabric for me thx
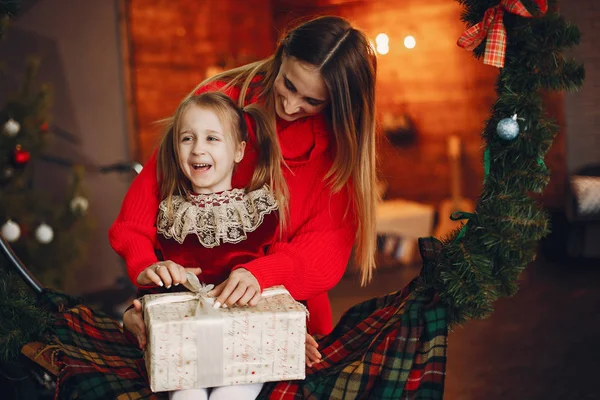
[38,290,163,399]
[37,238,447,399]
[457,0,548,68]
[258,281,447,399]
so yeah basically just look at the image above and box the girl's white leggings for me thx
[169,383,264,400]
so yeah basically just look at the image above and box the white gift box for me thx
[142,275,307,392]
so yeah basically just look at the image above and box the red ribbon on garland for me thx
[457,0,548,68]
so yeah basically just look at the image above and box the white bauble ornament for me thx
[1,220,21,242]
[35,223,54,244]
[3,118,21,137]
[70,195,89,214]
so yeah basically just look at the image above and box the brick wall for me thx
[126,0,567,207]
[126,0,274,161]
[561,0,600,175]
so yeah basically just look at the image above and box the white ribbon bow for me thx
[143,272,216,315]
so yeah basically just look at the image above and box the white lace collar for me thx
[157,185,278,248]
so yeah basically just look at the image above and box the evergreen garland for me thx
[430,0,585,325]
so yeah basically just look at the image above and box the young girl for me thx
[141,91,290,400]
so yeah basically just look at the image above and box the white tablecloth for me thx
[376,199,435,238]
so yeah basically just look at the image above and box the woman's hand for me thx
[136,261,201,289]
[209,268,261,308]
[123,299,147,349]
[305,333,322,367]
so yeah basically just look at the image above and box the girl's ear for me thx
[235,141,246,163]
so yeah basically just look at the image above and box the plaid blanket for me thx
[258,281,447,400]
[39,290,164,399]
[33,239,447,399]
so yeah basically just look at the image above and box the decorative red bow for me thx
[457,0,548,68]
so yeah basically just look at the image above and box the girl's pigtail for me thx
[244,104,288,232]
[156,122,181,222]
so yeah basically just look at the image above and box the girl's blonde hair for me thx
[157,92,288,230]
[189,16,378,285]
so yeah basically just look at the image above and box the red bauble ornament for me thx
[40,122,49,133]
[13,145,31,166]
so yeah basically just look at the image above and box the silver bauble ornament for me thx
[3,118,21,137]
[35,223,54,244]
[1,220,21,242]
[70,195,89,214]
[496,114,520,140]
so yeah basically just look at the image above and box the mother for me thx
[110,15,378,343]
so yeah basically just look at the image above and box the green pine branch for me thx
[0,0,19,18]
[0,269,52,363]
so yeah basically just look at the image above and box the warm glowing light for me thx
[404,35,416,49]
[376,33,389,46]
[375,33,389,55]
[377,45,389,55]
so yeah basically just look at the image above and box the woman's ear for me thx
[235,141,246,163]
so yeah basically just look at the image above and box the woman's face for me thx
[273,55,329,121]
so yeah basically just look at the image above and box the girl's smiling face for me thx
[177,105,245,194]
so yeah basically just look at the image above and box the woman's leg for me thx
[209,383,264,400]
[169,388,209,400]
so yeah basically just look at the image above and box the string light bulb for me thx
[404,35,416,49]
[375,33,389,55]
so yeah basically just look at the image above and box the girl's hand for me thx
[123,299,147,350]
[209,268,261,308]
[305,333,322,367]
[136,261,201,289]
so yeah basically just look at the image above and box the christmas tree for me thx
[0,3,92,363]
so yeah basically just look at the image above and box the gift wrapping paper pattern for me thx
[143,289,307,392]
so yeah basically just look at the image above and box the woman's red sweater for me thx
[108,80,357,335]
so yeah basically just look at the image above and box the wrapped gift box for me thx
[142,275,307,392]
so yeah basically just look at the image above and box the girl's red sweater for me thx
[108,81,357,335]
